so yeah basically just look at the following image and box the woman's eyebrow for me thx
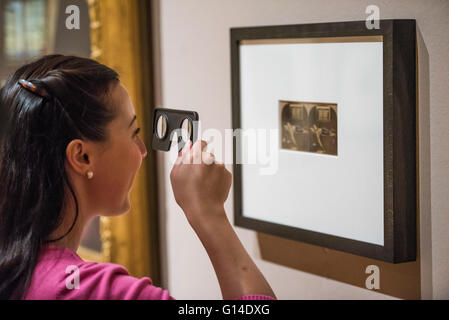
[128,115,137,128]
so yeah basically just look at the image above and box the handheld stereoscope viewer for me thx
[151,108,199,152]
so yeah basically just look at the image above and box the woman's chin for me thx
[106,199,131,217]
[119,200,131,215]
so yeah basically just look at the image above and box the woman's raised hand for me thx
[170,140,276,300]
[170,140,232,227]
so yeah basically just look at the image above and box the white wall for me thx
[152,0,449,299]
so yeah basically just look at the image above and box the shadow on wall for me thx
[417,24,432,300]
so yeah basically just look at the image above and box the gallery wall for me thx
[151,0,449,299]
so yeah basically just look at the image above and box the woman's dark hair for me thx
[0,55,119,299]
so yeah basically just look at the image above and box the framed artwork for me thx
[231,20,416,263]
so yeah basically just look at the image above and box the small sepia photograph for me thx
[280,100,338,156]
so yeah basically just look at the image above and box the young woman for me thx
[0,55,276,300]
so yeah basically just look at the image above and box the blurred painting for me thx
[280,100,338,156]
[0,0,90,86]
[3,0,50,60]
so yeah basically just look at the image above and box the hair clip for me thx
[18,79,49,98]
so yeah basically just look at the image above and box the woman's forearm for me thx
[187,205,276,300]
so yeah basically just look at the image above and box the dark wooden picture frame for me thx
[230,20,416,263]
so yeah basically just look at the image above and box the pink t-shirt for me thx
[23,244,275,300]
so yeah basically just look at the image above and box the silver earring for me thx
[86,171,94,179]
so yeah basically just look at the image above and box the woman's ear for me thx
[65,139,92,176]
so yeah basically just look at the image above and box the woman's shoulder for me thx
[24,244,173,300]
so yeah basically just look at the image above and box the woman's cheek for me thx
[120,142,142,181]
[133,139,145,169]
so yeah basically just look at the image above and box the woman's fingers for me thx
[202,152,215,165]
[192,140,207,153]
[177,140,220,166]
[175,140,192,165]
[192,140,207,160]
[191,140,207,164]
[181,140,192,157]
